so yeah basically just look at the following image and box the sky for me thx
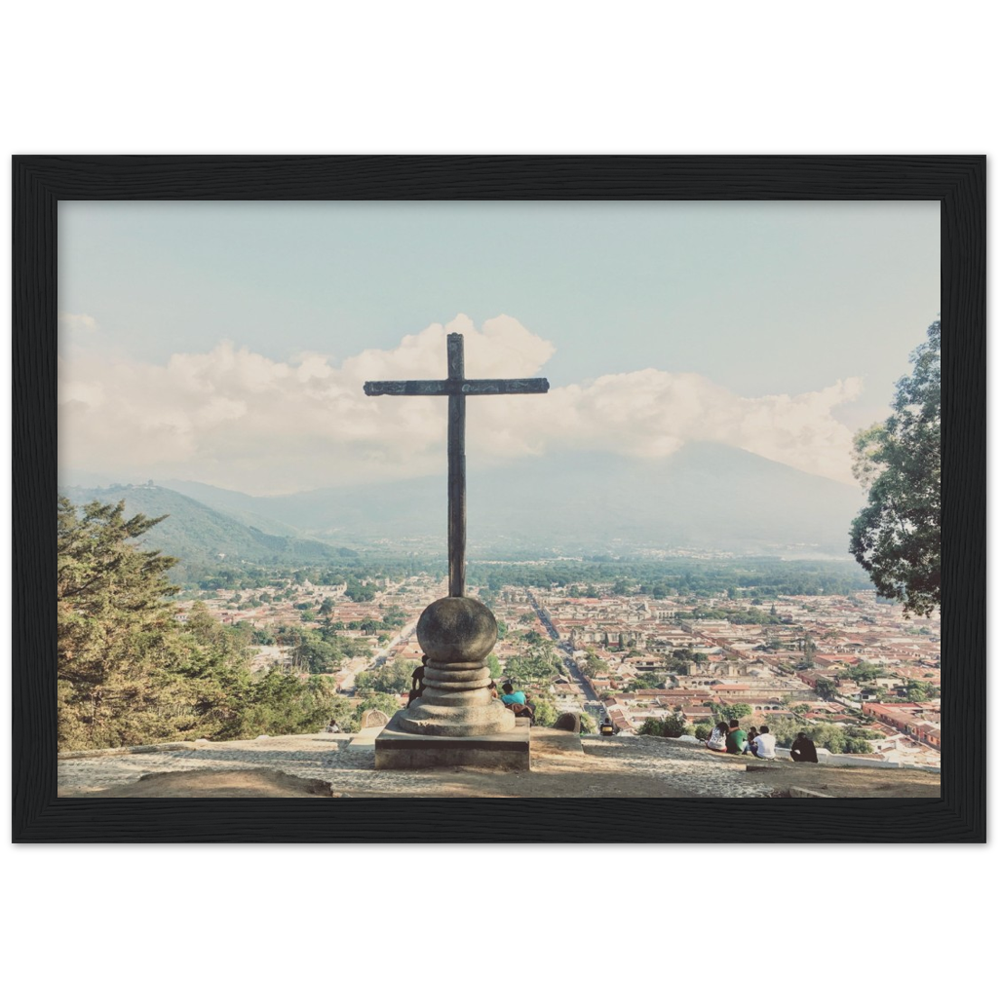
[57,200,940,494]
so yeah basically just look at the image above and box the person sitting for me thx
[500,682,534,723]
[742,726,759,756]
[325,718,340,734]
[600,714,617,736]
[500,682,526,707]
[487,679,499,699]
[749,725,777,759]
[725,718,747,755]
[407,655,428,707]
[791,731,819,763]
[705,720,729,752]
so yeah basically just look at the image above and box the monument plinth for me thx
[365,332,546,770]
[397,597,514,737]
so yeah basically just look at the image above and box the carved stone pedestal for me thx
[374,596,531,770]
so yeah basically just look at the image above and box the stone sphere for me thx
[417,597,498,663]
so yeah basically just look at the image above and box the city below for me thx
[180,571,941,768]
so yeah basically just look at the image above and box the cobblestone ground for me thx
[58,731,773,798]
[580,737,773,798]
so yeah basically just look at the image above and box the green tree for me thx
[532,696,557,728]
[381,607,406,629]
[850,320,941,616]
[365,658,411,694]
[714,703,752,723]
[905,679,939,702]
[57,498,340,749]
[640,712,689,738]
[845,663,883,684]
[581,649,603,679]
[800,635,816,667]
[344,580,377,602]
[505,651,559,685]
[57,498,184,749]
[814,677,838,700]
[326,693,357,733]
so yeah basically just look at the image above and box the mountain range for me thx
[60,483,358,566]
[61,444,867,563]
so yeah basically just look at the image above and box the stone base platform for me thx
[375,713,531,771]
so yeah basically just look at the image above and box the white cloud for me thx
[58,314,862,492]
[58,312,99,336]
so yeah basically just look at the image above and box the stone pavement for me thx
[58,730,775,798]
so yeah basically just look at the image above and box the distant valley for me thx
[61,443,866,564]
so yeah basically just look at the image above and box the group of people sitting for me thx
[705,719,819,762]
[706,719,777,758]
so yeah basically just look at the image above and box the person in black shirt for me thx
[791,731,819,763]
[407,655,428,707]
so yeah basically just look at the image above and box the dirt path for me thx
[58,730,940,799]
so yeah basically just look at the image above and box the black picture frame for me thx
[13,155,985,843]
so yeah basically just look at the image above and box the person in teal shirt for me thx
[500,682,526,706]
[725,718,747,754]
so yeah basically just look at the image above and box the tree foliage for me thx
[355,658,412,694]
[58,499,185,748]
[850,321,941,616]
[814,677,838,700]
[763,715,874,755]
[504,649,560,685]
[713,703,752,723]
[57,497,337,750]
[640,712,690,738]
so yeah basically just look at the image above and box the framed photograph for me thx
[13,155,984,842]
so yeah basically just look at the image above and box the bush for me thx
[532,696,557,727]
[639,712,691,738]
[660,712,690,738]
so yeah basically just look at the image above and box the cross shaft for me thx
[364,332,549,597]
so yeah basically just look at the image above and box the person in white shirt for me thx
[750,725,777,759]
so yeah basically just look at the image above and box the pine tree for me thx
[58,497,340,750]
[57,498,183,748]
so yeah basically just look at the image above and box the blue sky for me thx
[58,200,939,492]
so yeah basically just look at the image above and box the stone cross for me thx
[364,332,549,597]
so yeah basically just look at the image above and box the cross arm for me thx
[462,378,549,395]
[364,377,549,396]
[364,380,450,396]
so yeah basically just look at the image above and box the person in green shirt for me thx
[725,718,747,754]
